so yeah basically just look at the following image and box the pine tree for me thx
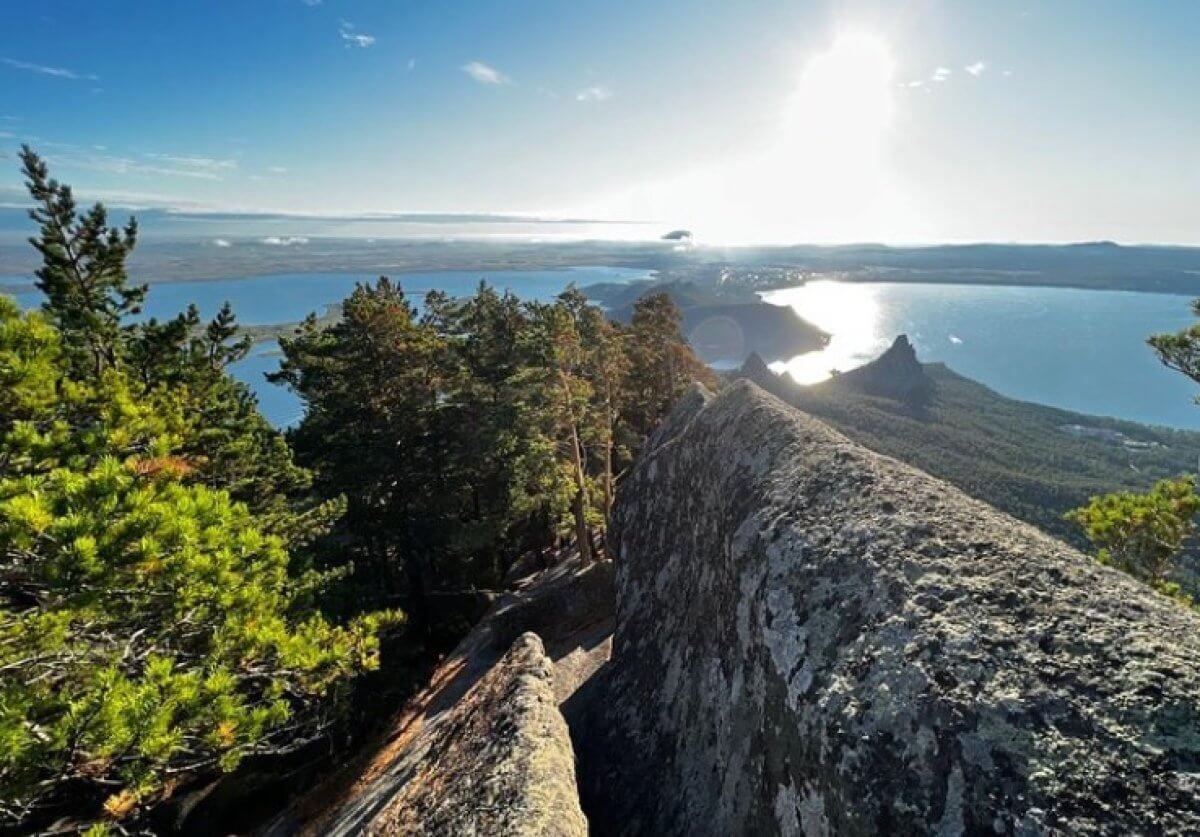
[1,153,396,831]
[624,292,717,442]
[527,297,596,564]
[20,145,144,378]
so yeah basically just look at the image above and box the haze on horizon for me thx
[1,0,1198,246]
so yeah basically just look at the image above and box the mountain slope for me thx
[739,337,1200,545]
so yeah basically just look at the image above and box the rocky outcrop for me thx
[355,632,586,836]
[270,559,612,836]
[584,380,1200,835]
[832,334,932,401]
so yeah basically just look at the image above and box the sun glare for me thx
[738,30,904,243]
[606,30,913,245]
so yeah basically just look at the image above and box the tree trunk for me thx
[602,380,615,524]
[560,370,593,566]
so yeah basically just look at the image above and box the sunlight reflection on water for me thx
[761,281,893,383]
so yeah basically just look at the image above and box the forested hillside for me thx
[741,342,1200,545]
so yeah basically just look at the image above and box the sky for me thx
[1,0,1198,245]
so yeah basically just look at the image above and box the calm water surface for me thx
[9,272,1200,429]
[763,281,1200,430]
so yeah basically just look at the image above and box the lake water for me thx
[5,266,654,426]
[9,272,1200,430]
[763,281,1200,430]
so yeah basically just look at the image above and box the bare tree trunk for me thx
[568,419,592,566]
[602,383,615,524]
[560,370,593,566]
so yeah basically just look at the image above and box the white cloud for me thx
[339,22,376,48]
[0,131,12,139]
[261,236,309,246]
[575,85,613,102]
[931,66,951,82]
[212,238,232,248]
[268,165,288,174]
[145,153,238,176]
[1002,69,1014,77]
[462,61,510,86]
[408,58,417,71]
[965,61,987,77]
[301,0,322,5]
[2,57,98,81]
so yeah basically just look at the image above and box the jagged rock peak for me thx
[737,351,775,383]
[586,380,1200,835]
[835,332,931,401]
[883,332,918,361]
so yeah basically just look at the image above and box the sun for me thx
[781,31,896,165]
[606,29,911,245]
[742,30,902,243]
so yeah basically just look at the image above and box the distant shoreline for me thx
[7,271,1200,299]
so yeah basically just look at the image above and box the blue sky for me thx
[1,1,1198,244]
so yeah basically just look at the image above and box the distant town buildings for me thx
[1058,424,1163,451]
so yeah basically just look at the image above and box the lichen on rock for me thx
[583,380,1200,835]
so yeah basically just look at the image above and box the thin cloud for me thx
[212,238,233,248]
[965,61,987,77]
[145,153,237,175]
[261,236,309,246]
[339,22,376,48]
[300,0,322,5]
[902,66,951,89]
[41,145,238,181]
[576,85,613,102]
[462,61,510,86]
[2,57,98,81]
[267,165,288,174]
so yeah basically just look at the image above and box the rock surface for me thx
[269,558,611,836]
[357,632,586,836]
[584,380,1200,835]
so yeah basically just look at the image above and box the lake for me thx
[763,281,1200,430]
[8,272,1200,430]
[5,266,654,426]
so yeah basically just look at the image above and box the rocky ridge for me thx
[582,380,1200,835]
